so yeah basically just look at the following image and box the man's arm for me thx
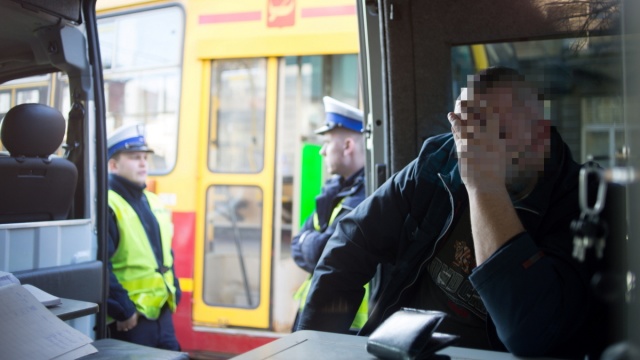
[296,212,380,333]
[292,209,355,273]
[297,166,416,333]
[467,188,524,264]
[449,111,592,357]
[470,229,591,357]
[291,215,327,273]
[292,178,347,273]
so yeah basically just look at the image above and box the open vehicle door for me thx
[0,1,186,358]
[0,0,108,336]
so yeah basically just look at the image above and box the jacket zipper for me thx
[514,206,540,216]
[379,173,457,320]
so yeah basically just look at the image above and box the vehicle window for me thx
[276,54,360,255]
[0,91,9,118]
[452,35,624,167]
[203,185,263,308]
[208,58,267,173]
[98,6,183,174]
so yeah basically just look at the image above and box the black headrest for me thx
[1,103,66,157]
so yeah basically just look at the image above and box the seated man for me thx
[296,67,601,358]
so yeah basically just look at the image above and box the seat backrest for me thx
[0,103,78,223]
[13,260,103,304]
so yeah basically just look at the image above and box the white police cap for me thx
[107,123,154,159]
[315,96,364,134]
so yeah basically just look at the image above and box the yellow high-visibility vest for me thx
[109,190,177,320]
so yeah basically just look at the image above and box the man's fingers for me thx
[448,112,462,137]
[447,112,460,124]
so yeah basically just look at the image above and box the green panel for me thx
[299,143,323,227]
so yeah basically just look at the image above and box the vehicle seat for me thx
[0,103,78,223]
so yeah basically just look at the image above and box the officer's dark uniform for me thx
[291,96,367,331]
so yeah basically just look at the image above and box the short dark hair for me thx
[468,66,545,105]
[469,66,525,92]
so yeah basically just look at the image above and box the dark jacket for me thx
[298,129,601,358]
[292,168,366,273]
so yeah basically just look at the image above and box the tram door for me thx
[193,58,277,329]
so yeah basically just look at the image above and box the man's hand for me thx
[117,311,139,332]
[448,101,523,265]
[448,111,506,192]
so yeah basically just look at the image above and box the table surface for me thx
[230,330,560,360]
[49,297,99,321]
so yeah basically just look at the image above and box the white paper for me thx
[0,283,96,360]
[51,343,99,360]
[22,283,62,307]
[0,270,21,287]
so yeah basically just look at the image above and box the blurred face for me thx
[108,151,149,186]
[455,85,549,194]
[319,130,348,178]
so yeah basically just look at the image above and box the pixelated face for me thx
[455,84,548,193]
[108,151,149,186]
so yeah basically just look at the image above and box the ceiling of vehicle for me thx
[0,0,83,83]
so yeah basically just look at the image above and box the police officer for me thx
[106,123,181,350]
[291,96,368,332]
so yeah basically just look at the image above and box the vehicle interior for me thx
[0,0,103,222]
[0,0,105,298]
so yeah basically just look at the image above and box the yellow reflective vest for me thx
[108,190,177,320]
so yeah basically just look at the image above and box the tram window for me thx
[451,46,475,101]
[98,6,183,174]
[56,75,72,116]
[452,35,624,167]
[0,75,52,110]
[203,185,263,308]
[277,54,359,254]
[583,96,624,166]
[209,58,267,174]
[16,87,47,104]
[0,91,7,151]
[484,43,518,69]
[329,56,360,105]
[0,91,10,118]
[99,8,182,70]
[280,55,359,148]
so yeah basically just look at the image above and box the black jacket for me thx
[298,129,603,358]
